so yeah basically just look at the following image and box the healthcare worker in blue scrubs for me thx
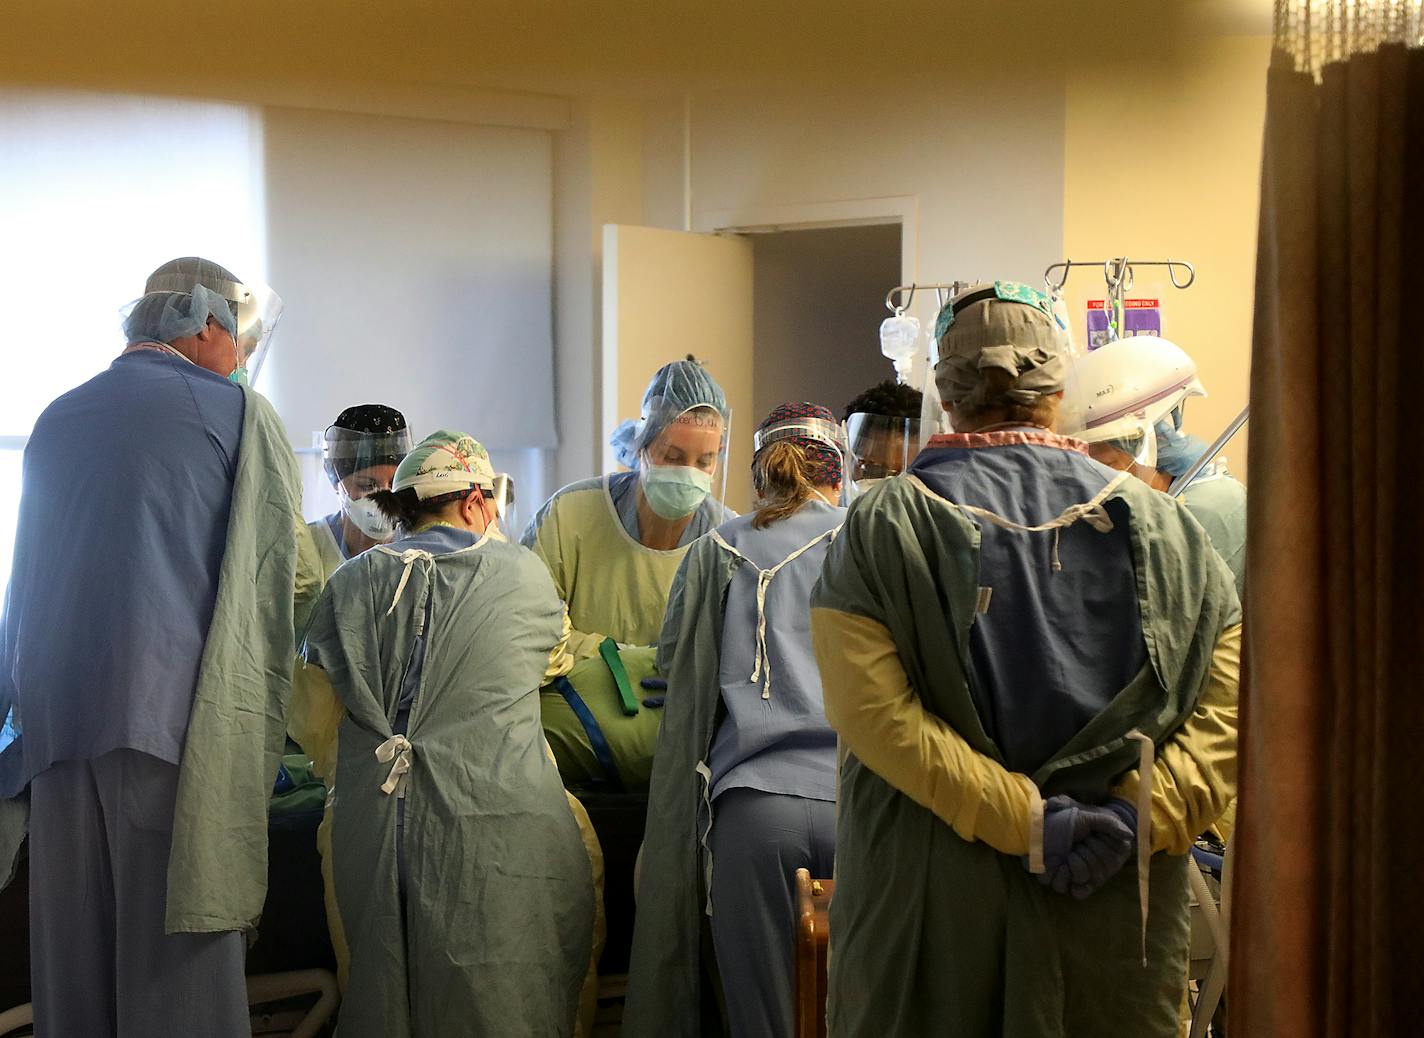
[0,256,302,1036]
[626,403,848,1038]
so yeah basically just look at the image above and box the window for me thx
[0,89,267,591]
[1,90,559,591]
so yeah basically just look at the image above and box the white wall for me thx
[545,73,1069,482]
[681,77,1066,333]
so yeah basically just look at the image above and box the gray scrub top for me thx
[0,350,243,785]
[708,500,843,802]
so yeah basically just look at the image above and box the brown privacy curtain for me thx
[1233,27,1424,1038]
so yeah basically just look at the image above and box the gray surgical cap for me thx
[934,281,1070,408]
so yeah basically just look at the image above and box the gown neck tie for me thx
[380,548,435,616]
[944,470,1131,572]
[711,523,842,699]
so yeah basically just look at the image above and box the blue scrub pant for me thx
[28,749,249,1037]
[709,787,836,1038]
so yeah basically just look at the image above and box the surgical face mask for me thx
[342,493,396,541]
[641,464,713,520]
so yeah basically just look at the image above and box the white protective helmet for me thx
[1061,336,1205,467]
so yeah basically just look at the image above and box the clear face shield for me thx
[752,415,852,505]
[1058,335,1204,477]
[323,426,414,543]
[637,400,732,522]
[145,271,284,386]
[846,412,923,493]
[491,473,517,535]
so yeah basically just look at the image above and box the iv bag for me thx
[880,314,920,384]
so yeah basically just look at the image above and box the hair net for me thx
[609,359,730,470]
[933,282,1070,409]
[394,429,496,501]
[1153,418,1209,478]
[753,402,845,489]
[122,284,238,345]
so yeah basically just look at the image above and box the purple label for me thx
[1086,299,1162,349]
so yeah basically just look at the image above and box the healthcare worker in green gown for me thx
[301,431,595,1038]
[521,359,734,656]
[810,282,1242,1038]
[626,403,847,1038]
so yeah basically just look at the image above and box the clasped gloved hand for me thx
[640,676,668,709]
[1035,795,1136,900]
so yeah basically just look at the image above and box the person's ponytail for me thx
[752,441,826,529]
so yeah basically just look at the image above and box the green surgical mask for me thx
[642,464,713,520]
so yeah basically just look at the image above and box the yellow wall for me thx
[1062,35,1271,478]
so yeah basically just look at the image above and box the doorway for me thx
[749,223,903,423]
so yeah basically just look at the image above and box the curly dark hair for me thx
[841,380,924,422]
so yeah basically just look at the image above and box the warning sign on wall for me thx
[1086,298,1161,349]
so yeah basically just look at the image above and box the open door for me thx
[603,224,755,514]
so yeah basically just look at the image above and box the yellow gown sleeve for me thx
[811,607,1044,862]
[543,606,577,682]
[526,494,615,660]
[292,517,325,646]
[288,660,345,782]
[1111,623,1242,854]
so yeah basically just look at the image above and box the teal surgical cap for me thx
[122,284,238,346]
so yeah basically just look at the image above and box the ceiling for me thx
[2,0,1273,101]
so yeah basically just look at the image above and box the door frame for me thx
[697,195,917,289]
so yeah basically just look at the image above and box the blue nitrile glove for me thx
[640,676,668,709]
[1037,795,1134,900]
[1101,797,1138,842]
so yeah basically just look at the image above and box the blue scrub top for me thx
[0,350,244,789]
[910,436,1146,774]
[386,525,481,732]
[708,500,843,802]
